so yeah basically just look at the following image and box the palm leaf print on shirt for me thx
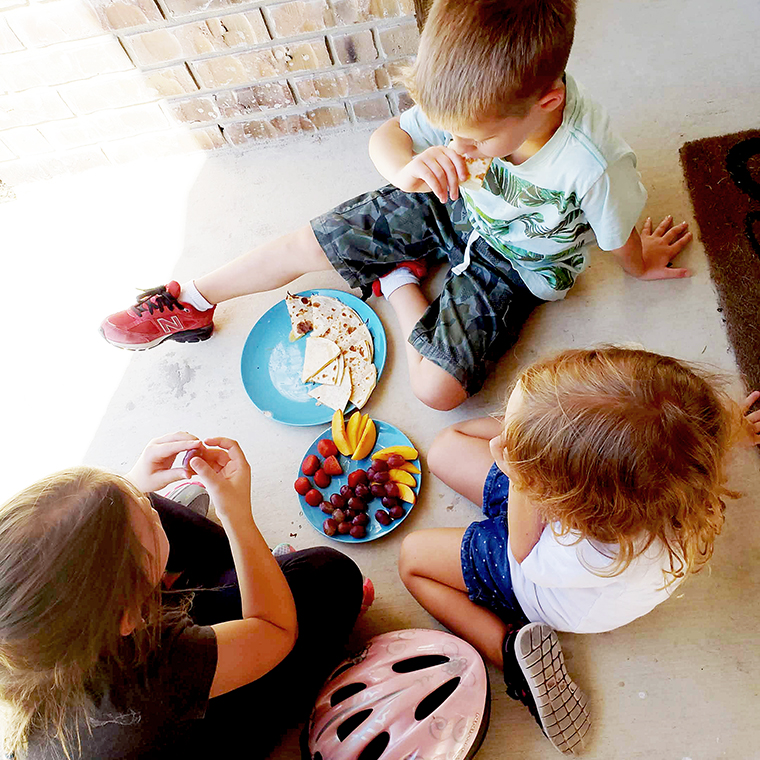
[485,163,580,214]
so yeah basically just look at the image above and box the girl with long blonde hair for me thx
[400,347,760,756]
[0,433,365,759]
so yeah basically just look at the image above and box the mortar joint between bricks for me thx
[209,89,403,129]
[165,57,409,105]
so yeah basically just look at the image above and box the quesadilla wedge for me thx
[302,336,340,383]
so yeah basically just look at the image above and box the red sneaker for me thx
[100,281,215,350]
[371,259,429,297]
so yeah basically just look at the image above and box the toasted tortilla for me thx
[285,292,378,407]
[309,352,344,386]
[308,364,352,411]
[286,292,314,340]
[460,156,493,192]
[302,336,340,383]
[344,342,376,409]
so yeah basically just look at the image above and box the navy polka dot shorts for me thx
[460,463,528,625]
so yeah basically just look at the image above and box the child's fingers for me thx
[644,265,690,280]
[203,438,249,468]
[642,217,652,235]
[741,390,760,412]
[663,222,689,243]
[654,215,674,235]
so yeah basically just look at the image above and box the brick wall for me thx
[0,0,419,186]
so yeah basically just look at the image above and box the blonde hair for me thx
[0,469,178,758]
[498,347,739,585]
[401,0,576,130]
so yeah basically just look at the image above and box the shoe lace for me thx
[131,285,186,317]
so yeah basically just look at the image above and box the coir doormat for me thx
[680,130,760,393]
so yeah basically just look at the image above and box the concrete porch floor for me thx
[2,0,760,757]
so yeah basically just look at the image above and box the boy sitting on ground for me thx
[100,0,691,411]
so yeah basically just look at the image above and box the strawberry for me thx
[322,455,343,476]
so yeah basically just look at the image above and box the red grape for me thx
[372,471,390,484]
[371,458,389,472]
[317,438,339,457]
[370,483,386,498]
[304,488,323,507]
[313,469,331,488]
[320,501,335,514]
[350,524,366,539]
[330,493,347,510]
[354,483,371,501]
[389,504,406,520]
[323,518,338,536]
[387,454,406,468]
[366,467,377,481]
[338,521,352,535]
[294,477,311,495]
[332,509,346,524]
[385,482,400,498]
[302,455,320,476]
[345,508,357,520]
[340,485,354,500]
[353,513,369,526]
[348,469,368,487]
[375,509,391,526]
[382,496,399,509]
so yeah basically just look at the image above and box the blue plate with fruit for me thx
[294,418,420,543]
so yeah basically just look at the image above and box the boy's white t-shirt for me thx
[508,526,679,633]
[398,74,648,301]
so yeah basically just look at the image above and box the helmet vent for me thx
[337,708,373,741]
[414,677,461,721]
[391,654,450,673]
[357,731,391,760]
[329,661,359,682]
[330,682,367,706]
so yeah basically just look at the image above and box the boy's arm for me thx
[612,216,692,280]
[368,116,468,203]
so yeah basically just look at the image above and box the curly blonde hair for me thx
[498,347,739,585]
[400,0,576,130]
[0,469,182,758]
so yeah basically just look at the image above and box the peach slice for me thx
[396,482,416,505]
[346,411,363,453]
[352,418,377,460]
[331,409,352,457]
[372,445,418,461]
[388,469,416,488]
[398,462,421,474]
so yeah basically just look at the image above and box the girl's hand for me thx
[740,391,760,447]
[126,431,202,492]
[187,437,252,523]
[393,146,468,203]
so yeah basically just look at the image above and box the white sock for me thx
[379,267,420,299]
[179,281,214,311]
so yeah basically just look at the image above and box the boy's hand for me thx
[639,216,692,279]
[740,391,760,447]
[126,431,202,492]
[188,437,253,523]
[394,146,468,203]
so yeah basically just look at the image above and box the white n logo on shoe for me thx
[157,316,183,334]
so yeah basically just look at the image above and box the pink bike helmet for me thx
[304,629,490,760]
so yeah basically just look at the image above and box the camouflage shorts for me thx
[311,185,542,395]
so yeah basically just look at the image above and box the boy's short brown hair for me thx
[403,0,576,130]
